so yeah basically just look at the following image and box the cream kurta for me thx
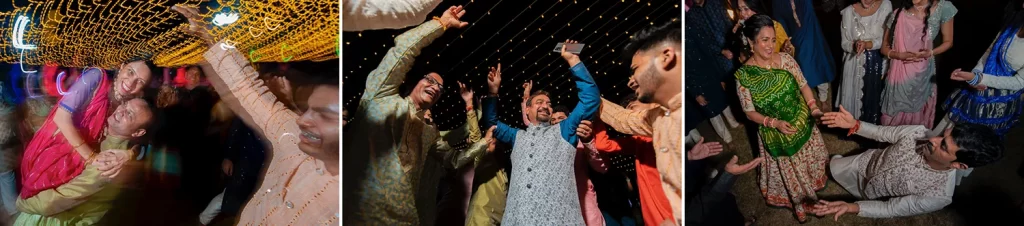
[200,41,338,225]
[830,122,962,218]
[599,94,682,224]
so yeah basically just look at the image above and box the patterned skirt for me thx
[943,88,1024,137]
[757,126,828,222]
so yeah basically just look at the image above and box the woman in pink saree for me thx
[19,60,154,199]
[879,0,956,129]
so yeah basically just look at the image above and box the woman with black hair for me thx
[729,0,795,61]
[879,0,956,129]
[837,0,893,125]
[733,14,828,223]
[939,0,1024,138]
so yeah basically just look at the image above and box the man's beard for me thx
[916,142,935,156]
[636,63,660,104]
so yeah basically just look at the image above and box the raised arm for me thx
[483,64,518,145]
[17,165,108,216]
[361,21,446,100]
[198,43,301,153]
[342,0,443,31]
[558,62,599,145]
[521,80,533,126]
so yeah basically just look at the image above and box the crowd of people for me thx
[340,3,695,226]
[0,5,340,226]
[686,0,1020,224]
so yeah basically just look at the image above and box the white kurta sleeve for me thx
[855,122,928,150]
[972,36,1024,90]
[856,195,951,218]
[343,0,443,31]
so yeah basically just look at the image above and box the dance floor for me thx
[695,114,1024,225]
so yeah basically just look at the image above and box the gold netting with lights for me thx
[0,0,337,69]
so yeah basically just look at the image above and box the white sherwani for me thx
[830,122,966,218]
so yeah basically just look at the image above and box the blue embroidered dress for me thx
[943,27,1024,137]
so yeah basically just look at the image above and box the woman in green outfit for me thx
[733,15,829,223]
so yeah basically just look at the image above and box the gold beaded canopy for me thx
[0,0,337,69]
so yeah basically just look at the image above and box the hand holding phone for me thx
[558,40,583,66]
[553,42,585,54]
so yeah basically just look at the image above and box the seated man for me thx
[813,106,1003,220]
[13,98,155,225]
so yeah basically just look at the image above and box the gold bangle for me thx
[73,142,85,149]
[432,16,447,31]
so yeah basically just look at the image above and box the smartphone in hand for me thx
[553,42,585,54]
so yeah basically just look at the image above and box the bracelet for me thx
[769,118,777,128]
[847,120,861,137]
[969,71,982,86]
[73,141,85,149]
[432,16,447,31]
[466,105,474,111]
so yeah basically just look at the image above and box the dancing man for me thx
[598,22,683,225]
[481,39,599,225]
[15,98,155,225]
[334,5,499,225]
[813,106,1003,220]
[174,5,346,225]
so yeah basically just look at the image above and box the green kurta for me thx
[14,136,130,226]
[343,20,491,225]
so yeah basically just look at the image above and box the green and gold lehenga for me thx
[734,54,828,222]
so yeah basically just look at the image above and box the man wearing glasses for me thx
[340,6,499,225]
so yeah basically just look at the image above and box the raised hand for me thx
[440,6,470,29]
[485,126,497,153]
[487,63,502,95]
[523,80,533,97]
[686,137,723,161]
[724,155,764,175]
[576,120,593,143]
[821,106,857,129]
[273,76,294,104]
[171,5,215,44]
[560,39,582,66]
[458,81,474,105]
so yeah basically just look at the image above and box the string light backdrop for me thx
[0,0,337,69]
